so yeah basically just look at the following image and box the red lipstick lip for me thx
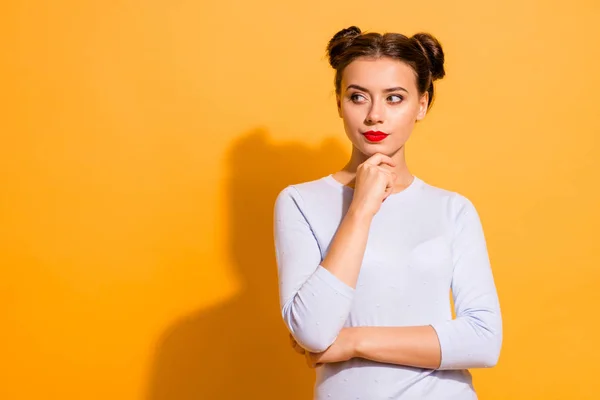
[363,130,389,142]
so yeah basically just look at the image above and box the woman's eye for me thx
[350,94,366,102]
[388,95,403,103]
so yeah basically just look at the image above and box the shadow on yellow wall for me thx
[146,128,349,399]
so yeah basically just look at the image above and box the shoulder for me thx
[416,177,479,218]
[274,175,333,210]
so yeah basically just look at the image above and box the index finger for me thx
[364,153,396,168]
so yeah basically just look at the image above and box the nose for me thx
[365,99,384,125]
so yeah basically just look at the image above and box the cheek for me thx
[341,108,362,128]
[390,106,419,126]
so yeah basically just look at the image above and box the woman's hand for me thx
[349,153,397,217]
[289,329,358,368]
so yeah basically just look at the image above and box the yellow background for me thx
[2,1,599,399]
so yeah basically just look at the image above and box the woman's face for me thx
[337,57,429,157]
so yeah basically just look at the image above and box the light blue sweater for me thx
[273,174,502,399]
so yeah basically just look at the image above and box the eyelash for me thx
[350,93,404,104]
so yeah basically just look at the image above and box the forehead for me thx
[341,57,417,91]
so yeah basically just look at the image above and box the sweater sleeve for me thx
[430,195,503,369]
[273,186,355,353]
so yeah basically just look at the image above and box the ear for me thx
[336,95,342,118]
[415,92,429,121]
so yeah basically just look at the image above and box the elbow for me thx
[435,313,503,370]
[282,304,338,353]
[474,345,500,368]
[471,319,503,368]
[279,282,353,353]
[290,329,336,353]
[480,331,502,368]
[450,330,501,369]
[483,313,503,367]
[284,317,337,353]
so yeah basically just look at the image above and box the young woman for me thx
[273,26,502,399]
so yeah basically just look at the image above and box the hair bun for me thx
[411,33,445,80]
[332,26,361,42]
[326,26,362,69]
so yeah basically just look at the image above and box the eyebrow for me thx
[346,84,409,94]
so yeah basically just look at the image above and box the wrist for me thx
[346,205,374,223]
[345,327,363,359]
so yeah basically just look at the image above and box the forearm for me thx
[320,207,373,288]
[284,209,372,350]
[348,313,502,370]
[350,326,442,369]
[284,209,371,349]
[275,188,373,353]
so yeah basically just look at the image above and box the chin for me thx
[360,142,404,157]
[355,143,389,156]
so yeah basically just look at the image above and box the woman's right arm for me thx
[274,154,396,353]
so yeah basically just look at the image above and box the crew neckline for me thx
[323,173,423,199]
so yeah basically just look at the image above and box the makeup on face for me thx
[362,130,389,142]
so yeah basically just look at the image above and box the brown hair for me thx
[326,26,445,110]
